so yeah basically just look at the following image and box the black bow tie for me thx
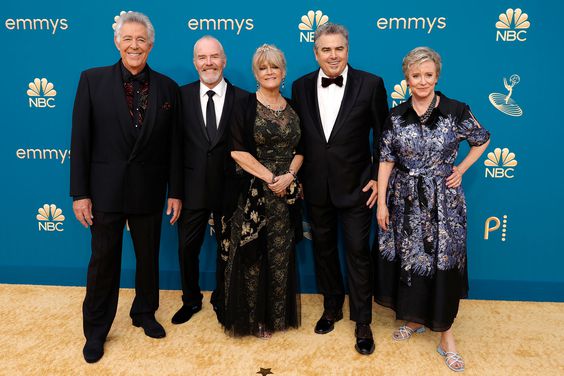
[321,75,343,88]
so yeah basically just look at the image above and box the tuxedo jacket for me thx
[179,80,248,211]
[291,66,389,208]
[70,61,183,214]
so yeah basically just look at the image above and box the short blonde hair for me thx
[402,46,442,80]
[252,44,286,79]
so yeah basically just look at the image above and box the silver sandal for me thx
[437,345,465,372]
[392,325,425,341]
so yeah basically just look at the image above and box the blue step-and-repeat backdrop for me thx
[1,0,562,302]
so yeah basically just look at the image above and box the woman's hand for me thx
[377,203,390,231]
[446,166,463,188]
[268,173,294,195]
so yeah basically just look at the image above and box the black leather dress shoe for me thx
[83,340,104,363]
[171,304,202,325]
[355,323,375,355]
[314,310,344,334]
[132,314,166,338]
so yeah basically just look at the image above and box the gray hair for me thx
[193,35,226,60]
[252,44,287,79]
[402,46,442,79]
[314,23,349,50]
[114,11,155,44]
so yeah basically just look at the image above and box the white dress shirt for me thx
[317,66,348,142]
[200,78,227,128]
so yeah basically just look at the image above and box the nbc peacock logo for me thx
[484,147,518,179]
[37,204,65,232]
[489,74,523,117]
[112,11,130,30]
[27,78,56,108]
[495,8,530,42]
[391,80,410,107]
[298,10,329,43]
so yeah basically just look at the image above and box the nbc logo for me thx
[36,204,65,232]
[27,78,56,108]
[484,147,518,179]
[484,214,508,242]
[496,8,530,42]
[298,10,329,43]
[391,80,410,107]
[489,74,523,117]
[112,11,130,30]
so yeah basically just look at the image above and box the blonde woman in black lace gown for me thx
[219,44,303,338]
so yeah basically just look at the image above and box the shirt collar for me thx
[397,91,449,118]
[120,61,149,84]
[200,78,227,98]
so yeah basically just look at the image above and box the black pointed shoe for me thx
[171,304,202,325]
[314,310,344,334]
[355,323,375,355]
[83,340,104,363]
[132,314,166,338]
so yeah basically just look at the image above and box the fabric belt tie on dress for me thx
[394,163,452,286]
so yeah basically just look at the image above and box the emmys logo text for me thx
[496,8,530,42]
[484,215,508,242]
[187,18,254,35]
[298,10,329,43]
[376,16,446,33]
[5,18,68,34]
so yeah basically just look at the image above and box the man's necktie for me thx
[321,75,344,88]
[206,90,218,142]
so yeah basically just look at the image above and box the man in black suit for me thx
[70,12,182,363]
[292,23,389,355]
[171,36,248,325]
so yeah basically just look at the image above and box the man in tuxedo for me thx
[70,12,182,363]
[171,36,248,325]
[291,23,389,355]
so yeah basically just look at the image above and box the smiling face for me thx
[314,33,348,78]
[406,60,438,100]
[193,38,226,89]
[256,61,283,91]
[115,22,153,75]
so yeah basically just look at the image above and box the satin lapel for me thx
[212,81,234,148]
[194,82,210,144]
[112,61,135,151]
[305,72,325,141]
[130,66,158,160]
[328,67,361,142]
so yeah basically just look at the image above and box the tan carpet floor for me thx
[0,284,563,375]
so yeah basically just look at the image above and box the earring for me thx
[256,81,260,90]
[282,78,286,90]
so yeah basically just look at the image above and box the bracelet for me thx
[286,169,297,179]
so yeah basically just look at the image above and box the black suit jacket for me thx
[70,61,183,214]
[291,66,389,208]
[179,80,248,211]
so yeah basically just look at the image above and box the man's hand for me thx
[73,198,93,228]
[167,198,182,225]
[362,180,378,208]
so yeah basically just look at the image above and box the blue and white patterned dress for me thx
[374,92,490,331]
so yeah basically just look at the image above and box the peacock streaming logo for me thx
[484,147,518,179]
[298,10,329,43]
[37,204,65,232]
[27,78,57,108]
[496,8,530,42]
[484,215,508,242]
[391,79,410,107]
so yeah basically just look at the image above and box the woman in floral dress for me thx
[375,47,490,372]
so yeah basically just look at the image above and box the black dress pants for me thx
[308,201,373,324]
[82,210,163,342]
[177,208,223,307]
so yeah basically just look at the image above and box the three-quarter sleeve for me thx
[379,116,396,162]
[456,105,490,146]
[230,94,252,153]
